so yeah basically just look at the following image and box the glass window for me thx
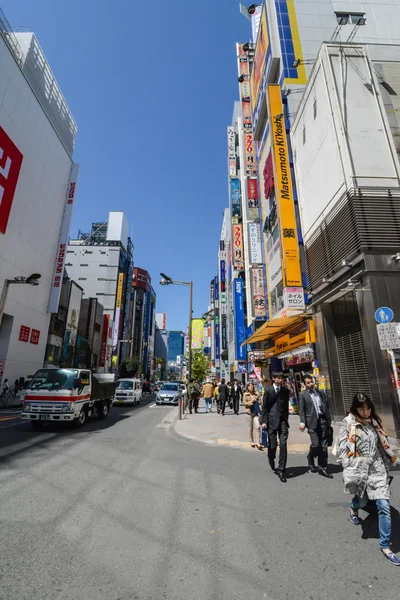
[161,384,179,391]
[117,381,134,390]
[29,369,79,391]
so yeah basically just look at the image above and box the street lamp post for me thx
[0,274,41,327]
[160,273,193,420]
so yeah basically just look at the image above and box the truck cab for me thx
[21,368,115,430]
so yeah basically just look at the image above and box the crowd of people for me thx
[184,372,400,566]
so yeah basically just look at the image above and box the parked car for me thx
[156,383,182,405]
[113,378,142,406]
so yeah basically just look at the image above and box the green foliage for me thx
[119,356,141,378]
[191,350,208,382]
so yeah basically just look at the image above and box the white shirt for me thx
[274,384,281,394]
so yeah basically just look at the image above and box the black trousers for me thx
[219,398,227,414]
[308,418,329,468]
[268,420,289,473]
[232,397,240,414]
[193,397,200,413]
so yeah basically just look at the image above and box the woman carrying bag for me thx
[243,382,263,450]
[338,393,400,565]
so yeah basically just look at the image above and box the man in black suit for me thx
[299,374,333,479]
[231,379,243,415]
[261,372,290,483]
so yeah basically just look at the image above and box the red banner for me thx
[30,329,40,345]
[0,127,23,234]
[19,326,30,342]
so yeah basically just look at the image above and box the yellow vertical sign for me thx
[268,85,302,287]
[116,273,124,309]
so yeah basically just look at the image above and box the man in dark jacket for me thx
[261,372,290,482]
[218,379,230,415]
[299,374,333,478]
[231,379,243,415]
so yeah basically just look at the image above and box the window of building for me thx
[67,250,74,254]
[80,264,88,267]
[303,125,306,145]
[78,277,87,281]
[335,12,366,25]
[313,98,317,120]
[99,264,109,267]
[84,250,93,254]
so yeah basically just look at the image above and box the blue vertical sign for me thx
[231,179,241,217]
[215,319,220,361]
[142,290,151,375]
[234,278,246,361]
[214,276,219,302]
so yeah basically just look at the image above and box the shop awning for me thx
[242,314,308,346]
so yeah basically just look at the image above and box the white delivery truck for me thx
[21,368,116,430]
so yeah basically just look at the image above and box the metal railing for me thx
[0,8,23,66]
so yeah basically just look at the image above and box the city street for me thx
[1,396,400,600]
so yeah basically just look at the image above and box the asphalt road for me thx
[1,397,400,600]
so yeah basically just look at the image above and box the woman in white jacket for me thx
[338,393,399,565]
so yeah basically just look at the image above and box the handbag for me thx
[327,425,334,447]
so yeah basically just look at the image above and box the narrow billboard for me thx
[48,163,80,313]
[252,267,267,318]
[247,178,259,220]
[233,223,244,271]
[249,222,262,264]
[230,178,241,217]
[191,318,205,350]
[268,85,302,287]
[234,278,246,361]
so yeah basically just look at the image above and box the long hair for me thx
[349,393,382,426]
[246,382,256,393]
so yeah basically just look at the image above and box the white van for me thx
[113,378,142,405]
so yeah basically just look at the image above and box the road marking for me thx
[0,415,20,422]
[149,403,156,408]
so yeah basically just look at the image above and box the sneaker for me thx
[349,507,359,525]
[381,549,400,566]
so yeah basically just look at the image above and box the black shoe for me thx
[308,462,318,473]
[319,467,333,479]
[268,458,275,472]
[278,472,287,483]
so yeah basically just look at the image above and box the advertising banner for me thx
[113,273,125,347]
[214,276,219,307]
[215,320,220,361]
[252,268,267,318]
[238,56,252,131]
[283,287,305,311]
[249,222,262,264]
[227,126,235,160]
[234,278,246,361]
[0,127,24,234]
[99,314,109,367]
[250,7,269,112]
[142,290,152,373]
[221,313,227,350]
[268,85,302,287]
[267,237,284,317]
[244,132,256,175]
[230,178,241,217]
[48,163,80,313]
[210,279,215,308]
[233,223,244,271]
[191,318,205,350]
[247,178,259,220]
[220,260,226,292]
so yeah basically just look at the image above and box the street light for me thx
[159,272,193,418]
[0,273,41,326]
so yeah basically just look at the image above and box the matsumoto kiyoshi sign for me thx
[268,85,302,288]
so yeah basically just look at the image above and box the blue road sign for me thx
[375,307,394,324]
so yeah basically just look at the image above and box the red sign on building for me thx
[0,127,24,234]
[30,329,40,345]
[19,325,31,342]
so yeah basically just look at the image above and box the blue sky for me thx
[4,0,249,331]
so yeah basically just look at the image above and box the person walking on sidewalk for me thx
[338,393,400,566]
[201,379,214,413]
[244,382,263,449]
[261,372,290,483]
[189,380,201,413]
[218,379,230,415]
[231,379,243,415]
[299,374,333,479]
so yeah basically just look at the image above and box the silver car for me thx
[156,383,182,405]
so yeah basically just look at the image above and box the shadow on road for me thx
[286,463,343,479]
[0,395,156,464]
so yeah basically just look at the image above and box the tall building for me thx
[0,13,78,384]
[167,331,184,365]
[130,268,156,377]
[66,212,133,372]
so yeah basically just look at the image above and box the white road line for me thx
[149,403,156,408]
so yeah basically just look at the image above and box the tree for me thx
[119,356,141,378]
[191,349,208,382]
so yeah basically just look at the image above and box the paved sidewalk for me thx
[174,398,318,453]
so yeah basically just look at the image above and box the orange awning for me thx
[242,314,308,346]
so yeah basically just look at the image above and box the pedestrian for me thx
[190,380,201,413]
[261,372,290,483]
[231,379,243,415]
[1,378,9,399]
[186,379,194,414]
[299,374,333,478]
[338,393,400,565]
[244,382,263,449]
[201,379,214,413]
[218,378,230,415]
[214,381,220,412]
[14,379,20,395]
